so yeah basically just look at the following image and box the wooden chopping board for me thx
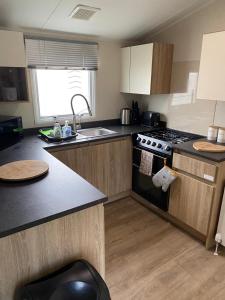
[193,141,225,153]
[0,160,49,181]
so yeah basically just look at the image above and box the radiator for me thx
[216,188,225,246]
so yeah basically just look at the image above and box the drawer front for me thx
[169,172,214,235]
[173,153,217,182]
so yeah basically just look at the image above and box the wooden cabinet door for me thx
[51,144,108,195]
[0,30,26,67]
[197,31,225,101]
[50,137,132,198]
[121,43,173,95]
[108,138,132,197]
[51,145,92,183]
[169,172,214,235]
[150,43,173,94]
[173,153,217,182]
[130,43,153,95]
[121,47,130,93]
[88,143,109,195]
[90,138,132,196]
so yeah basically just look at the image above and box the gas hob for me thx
[135,128,202,156]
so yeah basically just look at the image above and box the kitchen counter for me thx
[0,124,150,238]
[173,138,225,162]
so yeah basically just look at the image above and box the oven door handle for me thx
[133,163,140,168]
[133,146,167,165]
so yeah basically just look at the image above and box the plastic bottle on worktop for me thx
[53,120,62,138]
[62,120,72,138]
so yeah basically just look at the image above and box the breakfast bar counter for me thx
[0,135,108,299]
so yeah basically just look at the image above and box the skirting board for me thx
[104,190,131,205]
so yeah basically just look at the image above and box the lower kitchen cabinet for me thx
[52,143,91,181]
[89,143,109,194]
[169,172,214,235]
[50,137,132,198]
[107,137,132,197]
[169,151,225,248]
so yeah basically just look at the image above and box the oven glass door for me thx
[132,147,170,211]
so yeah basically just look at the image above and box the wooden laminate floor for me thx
[105,197,225,300]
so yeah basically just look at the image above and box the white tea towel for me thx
[139,150,154,176]
[152,166,177,192]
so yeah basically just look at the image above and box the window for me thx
[32,69,95,124]
[24,37,98,124]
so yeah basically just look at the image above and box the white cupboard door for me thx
[121,47,130,93]
[130,43,153,95]
[0,30,26,67]
[197,31,225,101]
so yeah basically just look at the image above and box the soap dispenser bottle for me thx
[53,117,62,138]
[62,120,72,138]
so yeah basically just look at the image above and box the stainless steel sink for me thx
[78,127,117,138]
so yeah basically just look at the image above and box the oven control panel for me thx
[135,134,172,155]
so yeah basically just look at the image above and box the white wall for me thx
[141,0,225,135]
[0,29,127,128]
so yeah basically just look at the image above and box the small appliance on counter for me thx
[0,115,23,150]
[120,108,132,125]
[141,111,160,128]
[120,101,140,125]
[131,101,140,125]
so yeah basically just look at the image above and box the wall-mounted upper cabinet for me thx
[121,47,131,93]
[197,31,225,102]
[120,42,173,95]
[0,30,26,67]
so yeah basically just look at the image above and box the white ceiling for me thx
[0,0,211,40]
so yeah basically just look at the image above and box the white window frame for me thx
[31,69,96,125]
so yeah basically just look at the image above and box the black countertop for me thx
[41,125,151,150]
[173,138,225,163]
[0,125,150,238]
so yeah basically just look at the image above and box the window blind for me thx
[24,37,99,70]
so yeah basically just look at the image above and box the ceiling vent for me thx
[70,4,101,20]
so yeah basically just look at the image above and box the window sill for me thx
[35,114,96,127]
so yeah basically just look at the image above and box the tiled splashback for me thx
[142,61,225,136]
